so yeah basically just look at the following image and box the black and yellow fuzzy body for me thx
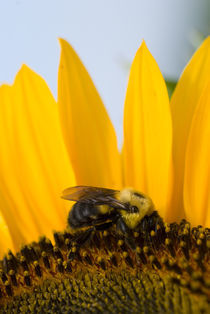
[62,186,163,247]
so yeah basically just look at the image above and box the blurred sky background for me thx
[0,0,209,145]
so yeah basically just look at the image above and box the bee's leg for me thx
[141,216,149,233]
[152,213,164,237]
[95,221,114,231]
[116,216,130,234]
[92,222,115,251]
[139,216,150,244]
[115,217,136,267]
[116,217,136,251]
[146,211,163,232]
[69,222,114,260]
[68,228,94,261]
[74,227,94,247]
[149,213,165,248]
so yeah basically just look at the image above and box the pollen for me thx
[0,219,209,313]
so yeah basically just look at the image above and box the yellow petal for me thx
[58,39,121,189]
[123,41,173,218]
[0,66,75,251]
[0,208,14,258]
[184,81,210,227]
[170,37,210,220]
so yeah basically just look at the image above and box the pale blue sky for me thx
[0,0,209,144]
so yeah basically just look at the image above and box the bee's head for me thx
[119,188,155,229]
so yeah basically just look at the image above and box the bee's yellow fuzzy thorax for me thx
[119,188,154,229]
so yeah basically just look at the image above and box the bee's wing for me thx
[62,186,119,201]
[62,186,127,209]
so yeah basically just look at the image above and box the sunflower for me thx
[0,37,209,312]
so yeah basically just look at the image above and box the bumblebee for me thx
[62,186,162,241]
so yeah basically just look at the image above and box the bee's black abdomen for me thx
[68,202,98,228]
